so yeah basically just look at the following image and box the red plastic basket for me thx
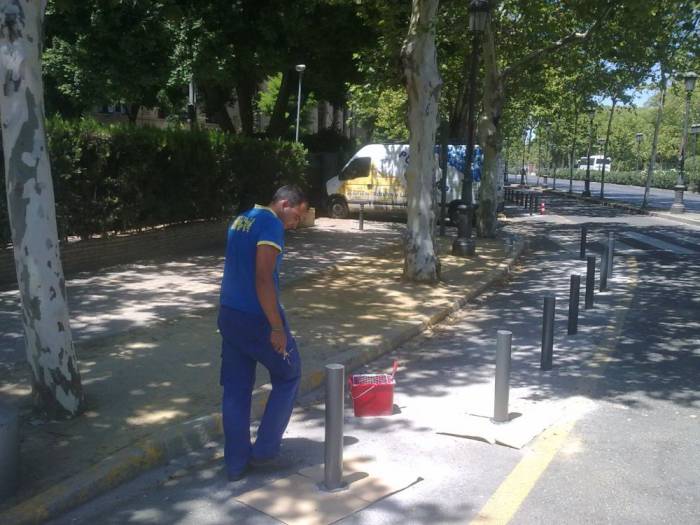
[349,361,398,417]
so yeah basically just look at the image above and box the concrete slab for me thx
[236,456,421,525]
[435,396,596,449]
[297,455,420,501]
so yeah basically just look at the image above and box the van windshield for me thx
[340,157,371,181]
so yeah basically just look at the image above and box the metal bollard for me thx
[600,247,609,292]
[585,256,595,309]
[0,404,19,501]
[607,232,615,278]
[529,194,534,215]
[452,204,476,256]
[567,274,581,335]
[493,330,512,423]
[540,295,556,371]
[359,203,364,231]
[579,225,588,260]
[323,364,345,491]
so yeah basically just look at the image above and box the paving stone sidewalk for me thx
[0,217,522,525]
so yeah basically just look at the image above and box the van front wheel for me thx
[328,197,349,219]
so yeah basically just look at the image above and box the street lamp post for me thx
[294,64,306,143]
[537,127,543,186]
[453,0,488,257]
[597,138,606,199]
[582,107,596,197]
[635,133,643,172]
[459,0,489,207]
[187,76,197,131]
[671,71,697,214]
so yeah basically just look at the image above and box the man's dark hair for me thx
[271,185,308,207]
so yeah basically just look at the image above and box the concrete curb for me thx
[544,188,700,227]
[0,239,526,525]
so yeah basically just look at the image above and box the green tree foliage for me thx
[166,0,371,136]
[44,1,174,121]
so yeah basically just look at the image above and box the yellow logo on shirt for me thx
[231,216,255,233]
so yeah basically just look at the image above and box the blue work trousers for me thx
[218,306,301,477]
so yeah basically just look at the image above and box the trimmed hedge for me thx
[564,168,700,193]
[0,118,308,244]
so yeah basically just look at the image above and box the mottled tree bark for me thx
[0,0,83,418]
[476,15,503,238]
[643,71,667,208]
[266,70,292,139]
[127,103,139,125]
[401,0,441,283]
[235,76,255,136]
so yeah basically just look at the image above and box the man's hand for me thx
[270,329,287,356]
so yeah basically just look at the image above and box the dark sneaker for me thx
[227,466,249,482]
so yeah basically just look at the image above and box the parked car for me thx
[578,155,613,171]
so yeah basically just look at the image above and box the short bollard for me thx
[600,248,609,292]
[568,274,581,335]
[452,204,476,256]
[323,364,345,491]
[540,295,556,371]
[494,330,512,423]
[585,256,595,309]
[0,404,19,501]
[529,194,534,216]
[607,232,615,278]
[579,225,588,260]
[359,203,364,231]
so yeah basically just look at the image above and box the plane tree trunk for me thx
[476,14,502,237]
[0,0,84,418]
[401,0,441,283]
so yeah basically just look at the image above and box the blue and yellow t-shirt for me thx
[220,205,284,316]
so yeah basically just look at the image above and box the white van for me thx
[578,155,612,171]
[325,143,476,220]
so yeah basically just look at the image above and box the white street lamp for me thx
[295,64,306,142]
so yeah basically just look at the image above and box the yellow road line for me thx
[470,256,639,525]
[470,418,576,525]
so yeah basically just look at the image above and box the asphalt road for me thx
[507,173,700,213]
[48,197,700,525]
